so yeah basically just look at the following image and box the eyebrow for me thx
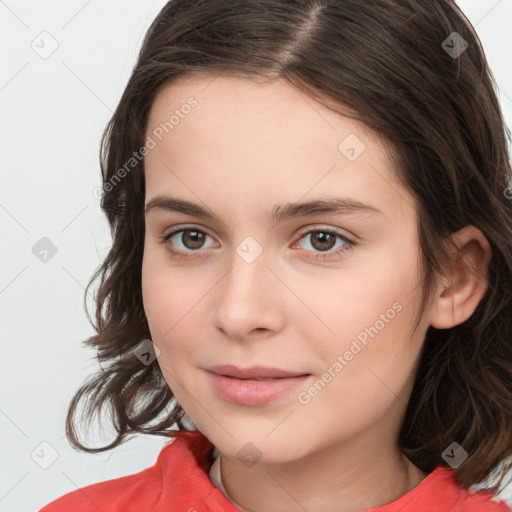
[144,195,382,223]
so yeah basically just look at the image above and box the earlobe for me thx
[430,225,492,330]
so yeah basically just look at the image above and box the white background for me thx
[0,1,511,510]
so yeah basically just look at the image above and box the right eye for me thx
[159,226,218,260]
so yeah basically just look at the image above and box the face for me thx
[141,74,433,464]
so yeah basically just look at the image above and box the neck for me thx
[218,422,427,512]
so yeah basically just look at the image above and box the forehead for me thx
[144,74,414,221]
[147,73,377,145]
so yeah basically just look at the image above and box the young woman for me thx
[40,0,512,510]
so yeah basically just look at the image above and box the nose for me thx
[212,245,285,342]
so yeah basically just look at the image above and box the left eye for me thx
[295,230,351,254]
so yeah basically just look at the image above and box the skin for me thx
[141,74,492,512]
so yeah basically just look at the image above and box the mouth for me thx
[205,365,312,406]
[205,364,309,379]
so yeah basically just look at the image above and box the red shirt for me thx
[39,430,511,512]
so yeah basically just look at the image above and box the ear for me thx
[430,225,492,329]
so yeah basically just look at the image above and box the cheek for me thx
[300,244,425,408]
[304,247,420,350]
[141,257,202,404]
[295,289,422,445]
[141,247,211,371]
[142,249,188,344]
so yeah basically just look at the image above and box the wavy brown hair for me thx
[66,0,512,495]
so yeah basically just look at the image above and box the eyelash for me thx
[158,225,355,262]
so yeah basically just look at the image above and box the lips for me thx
[205,364,312,406]
[205,364,309,379]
